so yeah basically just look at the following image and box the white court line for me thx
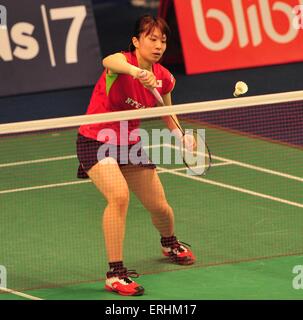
[1,144,302,183]
[1,143,302,183]
[1,162,302,209]
[0,287,43,300]
[158,162,232,174]
[0,144,301,207]
[41,5,56,67]
[0,145,161,168]
[0,155,77,168]
[166,144,303,183]
[157,166,303,209]
[0,181,90,195]
[213,155,303,183]
[0,163,232,195]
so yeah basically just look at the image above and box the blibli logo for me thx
[191,0,303,51]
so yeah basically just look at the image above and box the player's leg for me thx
[87,160,144,296]
[120,165,174,236]
[121,165,195,265]
[88,160,129,262]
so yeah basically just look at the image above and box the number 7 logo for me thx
[41,5,87,66]
[50,6,87,64]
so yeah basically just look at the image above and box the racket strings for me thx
[170,115,212,175]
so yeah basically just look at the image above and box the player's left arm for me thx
[161,93,196,149]
[161,92,183,138]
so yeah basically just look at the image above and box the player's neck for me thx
[135,51,152,71]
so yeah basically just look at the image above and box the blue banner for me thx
[0,0,101,97]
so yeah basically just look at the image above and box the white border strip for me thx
[1,90,303,134]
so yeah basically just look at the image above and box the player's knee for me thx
[150,200,172,216]
[108,190,129,208]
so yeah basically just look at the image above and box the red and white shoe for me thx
[162,240,196,265]
[105,268,144,296]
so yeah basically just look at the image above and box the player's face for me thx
[136,27,167,63]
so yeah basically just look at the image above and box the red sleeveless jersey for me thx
[79,51,175,145]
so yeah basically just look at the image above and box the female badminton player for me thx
[76,15,195,296]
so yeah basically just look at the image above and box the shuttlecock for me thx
[233,81,248,97]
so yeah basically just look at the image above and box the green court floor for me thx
[0,121,302,299]
[1,255,303,300]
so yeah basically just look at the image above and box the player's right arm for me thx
[102,53,157,89]
[102,53,141,78]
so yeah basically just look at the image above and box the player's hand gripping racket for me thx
[139,70,212,175]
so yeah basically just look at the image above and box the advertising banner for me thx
[174,0,303,74]
[0,0,101,96]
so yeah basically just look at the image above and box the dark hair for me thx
[129,15,170,52]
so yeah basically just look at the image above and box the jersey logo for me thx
[125,97,146,109]
[156,80,162,88]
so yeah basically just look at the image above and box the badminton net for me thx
[0,90,302,291]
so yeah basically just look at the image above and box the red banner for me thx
[174,0,303,74]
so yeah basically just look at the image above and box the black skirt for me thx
[76,133,156,179]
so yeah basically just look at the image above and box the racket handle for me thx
[139,70,164,105]
[150,87,164,105]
